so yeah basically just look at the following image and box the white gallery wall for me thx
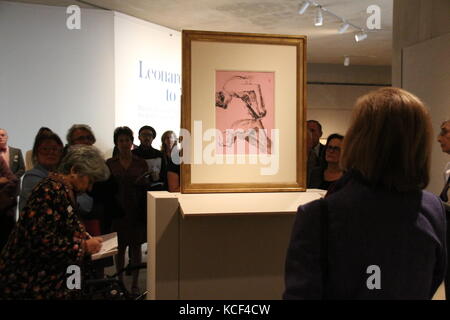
[306,63,391,142]
[0,1,115,154]
[393,0,450,196]
[402,33,450,195]
[114,12,181,148]
[0,1,392,162]
[0,1,181,157]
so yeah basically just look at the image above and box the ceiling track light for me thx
[344,56,350,67]
[355,31,368,42]
[296,1,375,63]
[297,1,374,38]
[314,7,323,26]
[338,22,350,34]
[298,1,310,15]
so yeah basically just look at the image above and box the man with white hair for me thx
[0,128,25,179]
[306,120,325,163]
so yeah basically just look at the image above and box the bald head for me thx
[307,120,322,148]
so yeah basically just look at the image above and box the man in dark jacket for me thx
[132,125,166,191]
[0,128,25,179]
[0,157,19,251]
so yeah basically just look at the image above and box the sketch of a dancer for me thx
[215,75,272,154]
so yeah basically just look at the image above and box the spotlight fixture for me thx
[298,1,310,15]
[344,56,350,66]
[355,31,368,42]
[314,7,323,26]
[295,1,378,63]
[338,22,350,34]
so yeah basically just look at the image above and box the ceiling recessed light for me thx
[344,56,350,66]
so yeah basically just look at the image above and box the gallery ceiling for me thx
[7,0,393,66]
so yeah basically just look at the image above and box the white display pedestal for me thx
[146,190,324,300]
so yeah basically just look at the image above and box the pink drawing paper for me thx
[215,70,275,154]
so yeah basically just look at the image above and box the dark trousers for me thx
[0,213,15,252]
[446,210,450,300]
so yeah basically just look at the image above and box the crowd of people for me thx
[0,87,449,300]
[0,124,180,298]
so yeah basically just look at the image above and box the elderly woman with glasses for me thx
[19,132,64,211]
[66,124,96,147]
[65,124,102,234]
[0,145,109,299]
[307,133,344,191]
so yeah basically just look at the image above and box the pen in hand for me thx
[85,232,103,254]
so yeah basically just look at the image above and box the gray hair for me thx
[59,145,109,182]
[66,124,96,145]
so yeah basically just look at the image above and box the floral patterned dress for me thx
[0,176,87,299]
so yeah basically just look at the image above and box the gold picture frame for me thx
[180,30,307,193]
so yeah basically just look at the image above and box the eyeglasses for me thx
[73,135,94,142]
[38,147,62,154]
[326,146,341,152]
[140,133,154,138]
[439,128,449,136]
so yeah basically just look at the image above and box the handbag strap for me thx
[319,198,329,298]
[439,176,450,203]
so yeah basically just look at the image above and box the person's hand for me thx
[0,177,9,185]
[85,237,103,254]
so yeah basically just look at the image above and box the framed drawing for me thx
[180,30,307,193]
